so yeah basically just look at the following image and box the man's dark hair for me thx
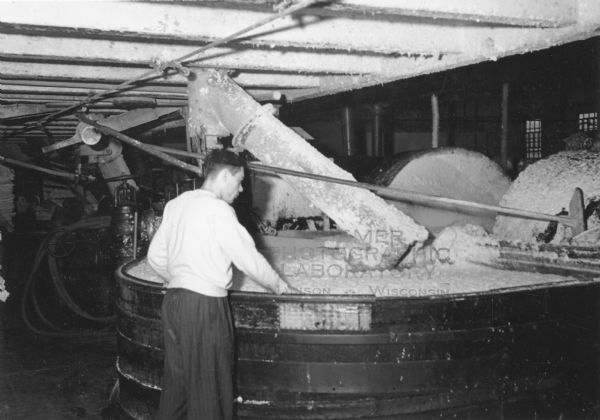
[203,149,245,178]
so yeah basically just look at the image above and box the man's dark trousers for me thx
[157,288,234,420]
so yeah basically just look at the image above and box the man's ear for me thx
[216,168,230,184]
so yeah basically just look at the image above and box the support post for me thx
[596,37,600,409]
[501,82,509,169]
[365,119,374,157]
[191,69,428,270]
[373,104,383,157]
[431,94,439,149]
[341,106,355,156]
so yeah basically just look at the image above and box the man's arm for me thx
[147,214,170,281]
[216,206,295,294]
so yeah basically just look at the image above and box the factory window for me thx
[578,112,598,132]
[524,119,542,160]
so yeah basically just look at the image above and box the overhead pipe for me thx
[149,144,581,229]
[50,126,577,241]
[75,113,203,177]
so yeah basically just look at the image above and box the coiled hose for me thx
[20,216,116,337]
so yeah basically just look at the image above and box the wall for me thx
[282,38,599,168]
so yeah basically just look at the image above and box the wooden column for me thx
[500,82,509,169]
[341,106,355,156]
[596,36,600,410]
[373,103,384,157]
[597,38,600,129]
[431,94,439,149]
[192,69,428,270]
[365,119,374,157]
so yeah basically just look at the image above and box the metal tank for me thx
[115,259,597,419]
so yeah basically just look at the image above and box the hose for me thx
[23,234,61,332]
[21,233,106,337]
[20,216,116,337]
[48,249,115,323]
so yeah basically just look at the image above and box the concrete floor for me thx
[0,303,130,420]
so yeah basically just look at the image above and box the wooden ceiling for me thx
[1,0,599,145]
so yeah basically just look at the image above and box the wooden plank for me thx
[235,321,558,362]
[372,289,550,327]
[201,0,578,27]
[236,354,502,394]
[235,387,554,419]
[0,103,50,120]
[0,36,441,82]
[0,4,466,54]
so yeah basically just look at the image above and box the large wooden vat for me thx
[115,260,598,419]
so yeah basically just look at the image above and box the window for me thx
[578,112,598,132]
[524,119,542,160]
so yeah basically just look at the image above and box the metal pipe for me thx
[246,164,580,228]
[0,155,82,181]
[75,113,203,177]
[148,144,579,228]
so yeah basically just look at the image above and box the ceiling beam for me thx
[195,0,579,28]
[0,78,187,93]
[0,103,51,120]
[0,62,322,92]
[0,87,313,104]
[296,25,600,101]
[0,93,188,106]
[0,3,466,55]
[0,84,187,99]
[1,1,597,58]
[0,34,430,76]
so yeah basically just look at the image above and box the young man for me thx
[147,149,295,420]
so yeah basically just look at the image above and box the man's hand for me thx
[282,283,300,294]
[276,280,300,295]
